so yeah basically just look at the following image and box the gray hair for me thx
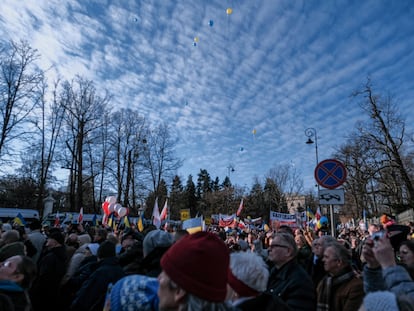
[325,242,351,264]
[273,232,298,257]
[229,252,269,293]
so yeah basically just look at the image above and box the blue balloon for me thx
[193,42,197,46]
[320,216,329,225]
[209,20,214,27]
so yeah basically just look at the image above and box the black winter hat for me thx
[47,229,64,245]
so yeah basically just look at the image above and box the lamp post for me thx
[305,128,319,166]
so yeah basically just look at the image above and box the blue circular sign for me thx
[314,159,347,189]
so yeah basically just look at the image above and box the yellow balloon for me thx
[252,129,256,135]
[194,36,199,42]
[226,8,233,15]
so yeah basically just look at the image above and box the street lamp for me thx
[305,128,319,166]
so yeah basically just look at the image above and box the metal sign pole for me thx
[330,204,335,237]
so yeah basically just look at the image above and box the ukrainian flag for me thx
[182,217,203,234]
[13,213,26,226]
[306,208,315,219]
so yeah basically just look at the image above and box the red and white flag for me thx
[236,198,244,217]
[160,199,168,221]
[152,197,161,229]
[78,207,84,224]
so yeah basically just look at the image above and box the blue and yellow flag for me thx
[124,216,131,228]
[182,217,203,234]
[137,214,144,232]
[107,213,114,228]
[306,208,315,219]
[13,213,26,226]
[92,214,99,227]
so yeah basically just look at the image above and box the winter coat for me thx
[363,264,414,299]
[266,259,316,311]
[316,267,364,311]
[70,256,125,311]
[30,245,67,311]
[0,280,31,311]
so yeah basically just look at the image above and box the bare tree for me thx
[353,80,414,210]
[60,76,110,211]
[0,40,43,162]
[141,123,182,197]
[19,79,66,212]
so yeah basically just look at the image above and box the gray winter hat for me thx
[143,230,173,257]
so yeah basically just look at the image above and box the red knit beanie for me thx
[160,231,230,302]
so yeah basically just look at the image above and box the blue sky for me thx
[1,0,414,192]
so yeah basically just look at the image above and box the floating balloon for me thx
[226,8,233,15]
[194,36,199,42]
[114,203,122,214]
[107,196,116,205]
[193,42,197,47]
[108,203,116,213]
[252,129,257,135]
[209,20,214,27]
[118,207,127,217]
[102,202,110,215]
[240,147,244,152]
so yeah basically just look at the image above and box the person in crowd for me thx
[306,235,336,288]
[0,230,26,262]
[133,229,173,277]
[70,240,125,311]
[28,219,46,264]
[226,251,288,310]
[0,255,37,311]
[226,251,268,305]
[295,233,312,269]
[60,243,100,310]
[367,223,381,236]
[317,241,364,311]
[173,229,189,243]
[158,231,234,310]
[266,232,316,310]
[94,228,108,244]
[65,233,79,265]
[361,233,414,298]
[30,228,67,310]
[359,291,414,311]
[104,274,159,311]
[398,240,414,279]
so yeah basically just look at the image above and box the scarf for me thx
[317,270,355,311]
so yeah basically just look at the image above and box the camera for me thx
[372,231,386,241]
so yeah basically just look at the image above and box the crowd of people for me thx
[0,214,413,310]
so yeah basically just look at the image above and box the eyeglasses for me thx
[269,244,289,249]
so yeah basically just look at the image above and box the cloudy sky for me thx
[1,0,414,191]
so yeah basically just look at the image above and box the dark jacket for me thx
[70,256,125,311]
[236,293,291,311]
[266,259,316,311]
[30,245,67,311]
[306,256,326,288]
[0,280,31,311]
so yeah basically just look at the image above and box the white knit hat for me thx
[363,291,399,311]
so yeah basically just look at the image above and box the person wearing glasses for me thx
[0,255,37,311]
[266,232,316,311]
